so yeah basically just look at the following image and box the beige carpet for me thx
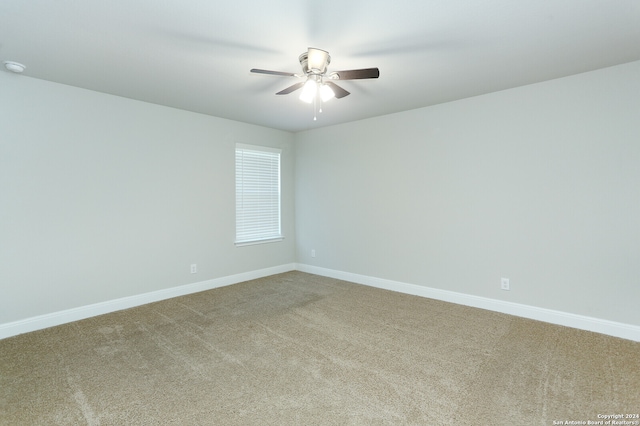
[1,271,638,425]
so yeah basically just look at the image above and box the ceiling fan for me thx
[250,47,380,105]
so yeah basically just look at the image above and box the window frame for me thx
[234,143,283,246]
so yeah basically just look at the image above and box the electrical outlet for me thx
[190,264,197,274]
[311,249,316,258]
[501,278,510,291]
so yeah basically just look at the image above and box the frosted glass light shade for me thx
[299,79,317,103]
[319,84,335,102]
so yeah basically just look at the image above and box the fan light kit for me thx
[251,47,379,121]
[4,61,26,73]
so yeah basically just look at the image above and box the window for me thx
[235,144,282,245]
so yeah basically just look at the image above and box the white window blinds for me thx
[235,144,282,245]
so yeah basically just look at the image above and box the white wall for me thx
[2,60,638,334]
[0,73,295,325]
[295,61,640,327]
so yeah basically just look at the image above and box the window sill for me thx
[235,236,284,247]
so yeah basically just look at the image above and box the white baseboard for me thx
[296,264,640,342]
[3,263,638,342]
[0,263,296,340]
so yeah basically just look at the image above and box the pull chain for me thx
[313,88,317,121]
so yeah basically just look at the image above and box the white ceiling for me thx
[2,1,639,132]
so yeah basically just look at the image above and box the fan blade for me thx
[324,81,350,99]
[276,82,305,95]
[251,68,296,77]
[332,68,380,80]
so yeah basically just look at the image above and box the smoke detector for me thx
[4,61,26,73]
